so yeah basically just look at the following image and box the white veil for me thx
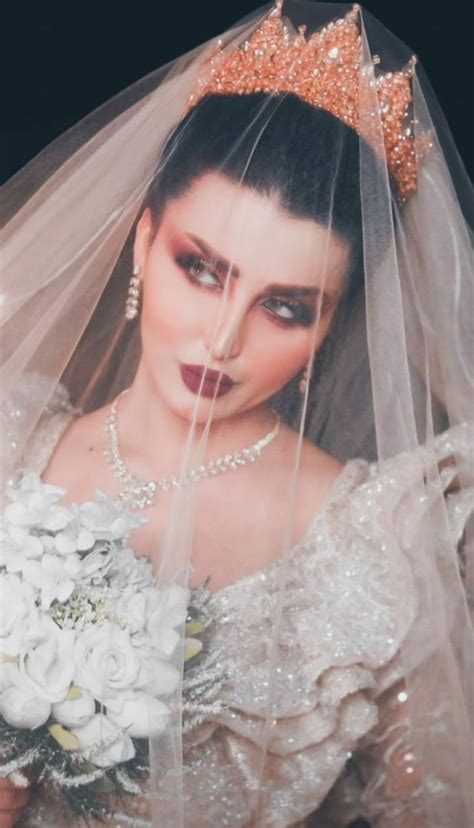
[1,2,473,826]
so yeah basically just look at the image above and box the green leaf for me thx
[90,775,116,793]
[79,760,99,774]
[66,684,82,701]
[184,637,203,661]
[48,723,80,750]
[185,621,204,636]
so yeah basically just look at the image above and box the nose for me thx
[204,295,246,362]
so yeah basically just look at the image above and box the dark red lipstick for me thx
[180,363,235,398]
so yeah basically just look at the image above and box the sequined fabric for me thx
[5,377,473,827]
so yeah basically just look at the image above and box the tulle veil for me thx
[1,1,473,825]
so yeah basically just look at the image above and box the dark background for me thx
[1,0,473,186]
[1,5,469,826]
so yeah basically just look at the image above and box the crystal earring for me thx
[125,265,142,320]
[298,364,310,394]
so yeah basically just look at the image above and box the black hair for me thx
[148,93,385,290]
[144,92,394,425]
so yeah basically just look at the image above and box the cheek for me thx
[248,308,331,389]
[140,262,199,346]
[249,324,313,389]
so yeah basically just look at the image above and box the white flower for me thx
[4,472,69,529]
[0,684,51,729]
[144,660,181,697]
[52,687,95,728]
[19,615,75,703]
[38,534,55,553]
[146,585,190,658]
[0,521,44,572]
[78,492,145,541]
[0,659,20,693]
[113,588,147,634]
[0,574,39,657]
[74,622,147,706]
[107,691,170,738]
[42,506,75,533]
[54,523,96,556]
[79,546,114,583]
[22,553,82,609]
[46,492,144,557]
[71,713,135,768]
[109,547,154,591]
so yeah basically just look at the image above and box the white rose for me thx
[19,616,75,703]
[114,589,147,634]
[74,622,147,706]
[107,691,170,738]
[146,585,189,658]
[145,660,181,697]
[0,659,20,693]
[52,687,95,728]
[1,685,51,729]
[71,713,135,768]
[0,574,39,657]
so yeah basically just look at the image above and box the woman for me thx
[1,2,472,826]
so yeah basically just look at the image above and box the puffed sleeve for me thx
[335,420,474,828]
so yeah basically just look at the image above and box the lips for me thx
[180,363,235,398]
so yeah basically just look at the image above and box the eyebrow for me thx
[185,232,336,299]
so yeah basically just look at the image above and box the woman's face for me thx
[134,171,350,423]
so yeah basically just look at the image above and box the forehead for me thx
[160,172,350,291]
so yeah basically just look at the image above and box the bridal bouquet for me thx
[0,471,210,823]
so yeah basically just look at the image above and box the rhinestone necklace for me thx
[104,388,281,509]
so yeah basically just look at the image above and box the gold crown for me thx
[185,1,433,204]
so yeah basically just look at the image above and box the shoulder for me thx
[10,373,106,484]
[38,401,110,492]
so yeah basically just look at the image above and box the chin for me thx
[165,390,234,425]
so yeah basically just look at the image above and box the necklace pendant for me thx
[122,480,157,510]
[104,388,281,510]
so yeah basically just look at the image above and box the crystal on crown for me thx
[185,1,433,204]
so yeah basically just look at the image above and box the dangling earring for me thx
[125,265,142,320]
[298,364,310,395]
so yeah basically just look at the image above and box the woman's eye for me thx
[176,253,221,288]
[176,253,317,327]
[263,297,315,327]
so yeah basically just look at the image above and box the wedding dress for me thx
[6,375,473,827]
[1,1,473,826]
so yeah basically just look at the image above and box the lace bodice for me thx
[4,377,473,828]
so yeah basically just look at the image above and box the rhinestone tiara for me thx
[185,1,433,204]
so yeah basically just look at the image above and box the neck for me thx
[112,361,278,480]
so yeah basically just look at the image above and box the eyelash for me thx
[175,252,317,328]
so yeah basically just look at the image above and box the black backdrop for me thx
[1,2,471,825]
[1,0,472,185]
